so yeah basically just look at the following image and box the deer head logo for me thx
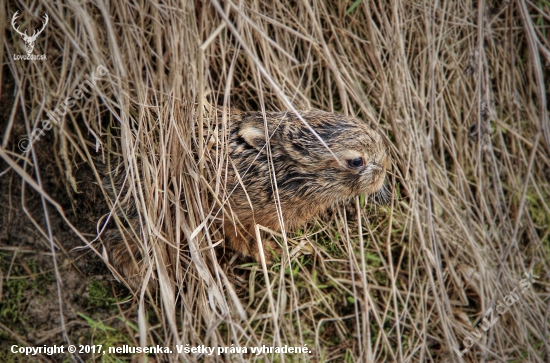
[11,11,49,55]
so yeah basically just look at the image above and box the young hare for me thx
[223,109,390,263]
[103,109,390,291]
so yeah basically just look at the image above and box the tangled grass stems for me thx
[1,0,549,362]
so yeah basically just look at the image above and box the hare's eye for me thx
[347,157,364,168]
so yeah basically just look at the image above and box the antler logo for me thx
[11,11,48,54]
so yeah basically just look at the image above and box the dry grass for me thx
[2,0,550,362]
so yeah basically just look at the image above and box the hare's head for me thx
[237,110,390,202]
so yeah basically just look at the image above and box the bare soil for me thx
[0,69,134,363]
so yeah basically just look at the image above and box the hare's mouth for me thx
[367,172,387,193]
[363,167,390,204]
[365,154,390,192]
[363,161,387,187]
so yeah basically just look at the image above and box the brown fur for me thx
[222,109,390,263]
[101,109,390,291]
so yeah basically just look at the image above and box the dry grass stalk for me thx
[2,0,549,362]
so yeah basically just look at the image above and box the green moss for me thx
[0,257,52,329]
[77,313,134,362]
[0,277,27,324]
[87,279,117,308]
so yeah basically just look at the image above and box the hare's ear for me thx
[239,123,267,151]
